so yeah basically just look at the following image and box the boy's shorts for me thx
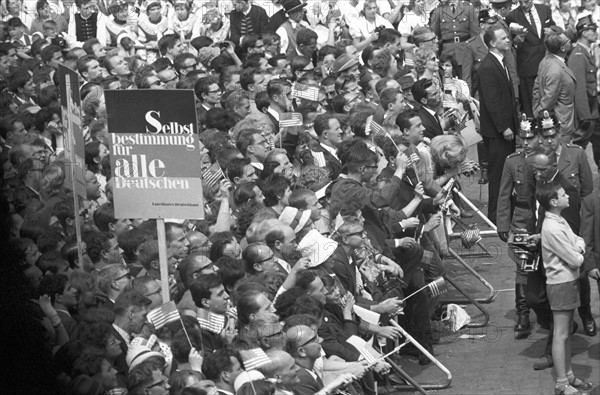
[547,280,580,311]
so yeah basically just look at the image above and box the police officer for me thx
[429,0,478,65]
[538,112,597,336]
[568,15,599,149]
[463,9,496,95]
[497,115,540,339]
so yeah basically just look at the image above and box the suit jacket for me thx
[581,192,600,273]
[506,4,555,77]
[292,367,324,395]
[567,42,599,122]
[309,141,343,180]
[492,17,519,97]
[557,143,594,198]
[418,106,443,139]
[111,326,129,388]
[477,52,518,138]
[229,5,269,45]
[532,55,576,135]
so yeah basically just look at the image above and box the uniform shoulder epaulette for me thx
[565,143,582,149]
[507,151,521,158]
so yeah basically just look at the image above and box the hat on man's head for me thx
[145,0,161,11]
[332,54,359,74]
[576,15,598,34]
[478,9,498,24]
[489,0,512,8]
[537,110,560,137]
[279,206,312,234]
[412,27,437,45]
[283,0,306,14]
[518,113,536,138]
[198,46,220,66]
[126,345,164,371]
[398,74,416,90]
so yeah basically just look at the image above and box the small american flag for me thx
[427,277,448,297]
[292,83,320,102]
[346,335,380,364]
[279,112,303,128]
[147,301,180,330]
[239,348,271,370]
[197,308,226,334]
[454,117,467,133]
[202,162,224,188]
[368,119,387,137]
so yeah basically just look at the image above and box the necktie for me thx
[451,4,456,14]
[528,10,538,36]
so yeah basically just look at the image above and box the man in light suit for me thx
[532,27,577,142]
[506,0,555,117]
[477,25,518,224]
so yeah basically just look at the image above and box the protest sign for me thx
[105,90,204,220]
[58,65,86,199]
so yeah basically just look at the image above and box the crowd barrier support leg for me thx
[379,320,452,392]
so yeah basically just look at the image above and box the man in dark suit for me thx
[477,25,518,224]
[285,323,324,395]
[411,79,443,139]
[506,0,555,117]
[310,113,343,180]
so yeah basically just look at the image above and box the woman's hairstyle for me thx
[429,134,467,170]
[414,47,436,76]
[440,53,459,78]
[40,162,65,198]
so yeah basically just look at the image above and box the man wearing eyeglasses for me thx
[156,67,179,89]
[173,53,199,78]
[176,252,218,315]
[97,263,131,309]
[128,359,171,395]
[285,324,324,395]
[194,76,221,130]
[237,128,271,174]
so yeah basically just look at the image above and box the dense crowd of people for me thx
[0,0,599,394]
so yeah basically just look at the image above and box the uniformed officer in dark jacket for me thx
[462,9,496,96]
[429,0,478,70]
[538,113,597,336]
[497,114,540,339]
[567,15,599,148]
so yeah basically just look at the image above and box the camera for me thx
[508,233,539,272]
[508,233,529,247]
[374,25,386,34]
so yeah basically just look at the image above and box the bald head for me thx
[262,350,299,389]
[531,152,557,182]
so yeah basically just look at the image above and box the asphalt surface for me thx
[384,145,600,395]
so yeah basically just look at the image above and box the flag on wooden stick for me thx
[239,348,271,370]
[279,112,303,128]
[292,83,320,101]
[197,308,226,334]
[147,301,180,330]
[202,162,224,188]
[427,277,448,297]
[346,335,380,364]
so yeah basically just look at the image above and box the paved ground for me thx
[385,145,600,395]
